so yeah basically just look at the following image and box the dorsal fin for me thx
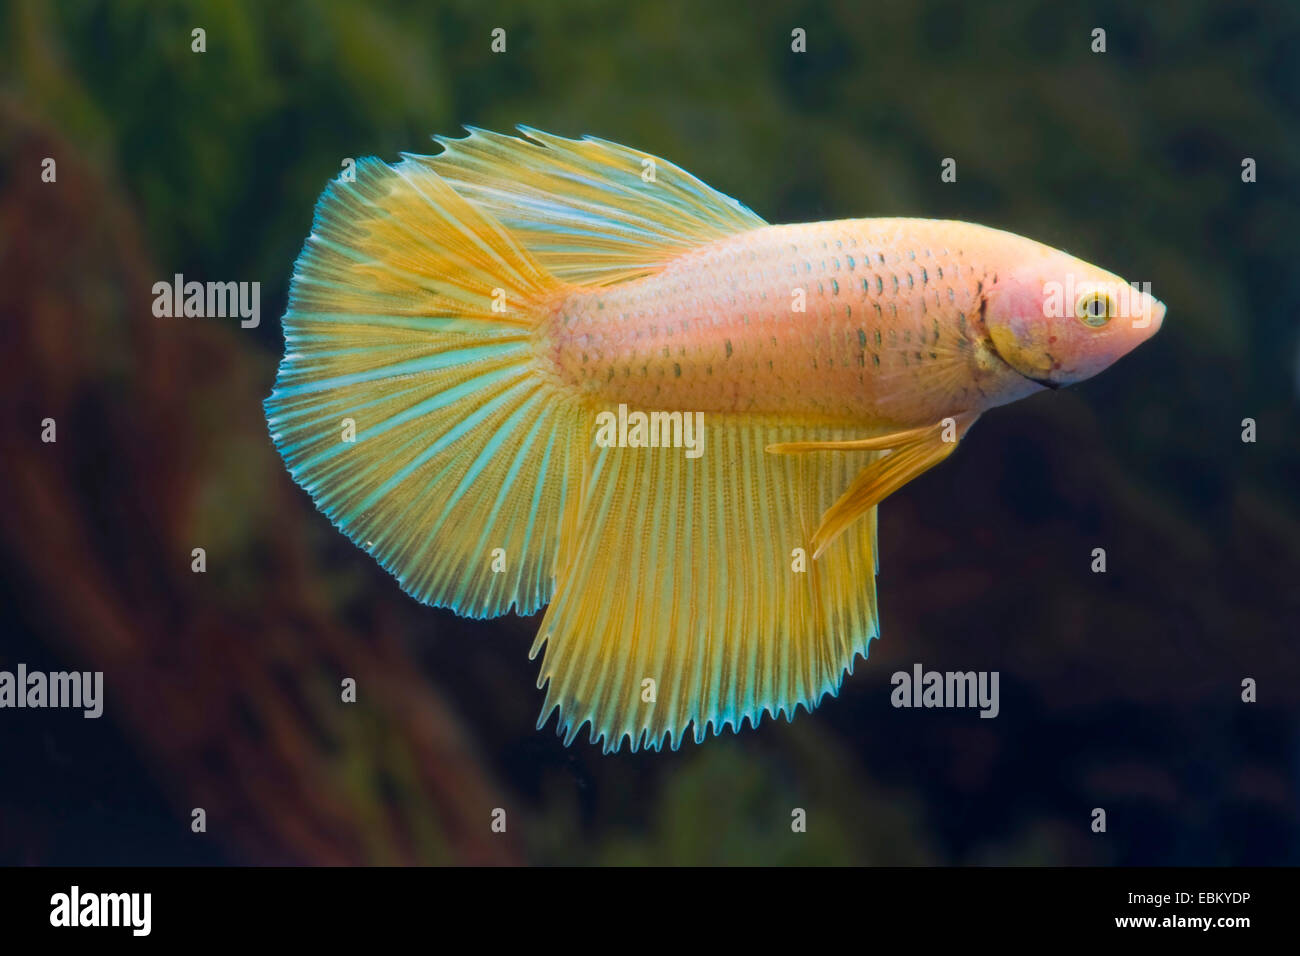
[418,126,767,286]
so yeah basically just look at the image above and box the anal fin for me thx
[531,420,885,752]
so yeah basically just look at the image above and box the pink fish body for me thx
[544,218,1162,427]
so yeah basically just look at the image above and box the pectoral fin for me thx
[768,416,977,559]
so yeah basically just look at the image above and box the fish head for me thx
[982,248,1165,389]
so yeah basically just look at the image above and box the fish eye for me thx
[1075,291,1114,327]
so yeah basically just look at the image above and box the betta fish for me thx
[265,128,1164,752]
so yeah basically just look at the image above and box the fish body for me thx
[542,218,1162,428]
[544,219,1072,428]
[266,128,1164,751]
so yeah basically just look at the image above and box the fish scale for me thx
[542,218,1022,427]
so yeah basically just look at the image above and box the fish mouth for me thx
[1023,373,1060,390]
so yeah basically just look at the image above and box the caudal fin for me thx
[265,156,583,618]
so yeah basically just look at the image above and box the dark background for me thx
[1,0,1296,865]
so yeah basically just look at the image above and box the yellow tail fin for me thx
[265,156,582,617]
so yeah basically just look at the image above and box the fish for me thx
[265,127,1165,753]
